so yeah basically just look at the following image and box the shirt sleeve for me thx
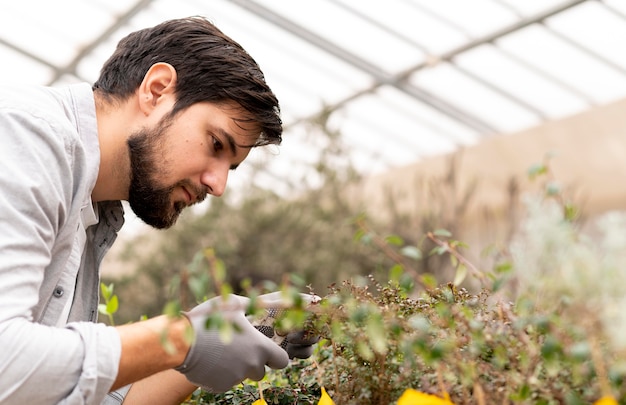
[101,385,132,405]
[0,101,121,404]
[0,320,121,404]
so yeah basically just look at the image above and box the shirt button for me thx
[53,286,64,297]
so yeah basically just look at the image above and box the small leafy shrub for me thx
[183,186,626,404]
[187,360,321,404]
[188,278,623,404]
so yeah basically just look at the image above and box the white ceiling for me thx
[2,0,626,197]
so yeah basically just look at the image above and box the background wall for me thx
[346,96,626,260]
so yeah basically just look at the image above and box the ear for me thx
[137,62,177,116]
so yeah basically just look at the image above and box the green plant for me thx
[187,361,322,404]
[98,282,119,325]
[103,121,626,404]
[183,189,626,404]
[184,273,623,404]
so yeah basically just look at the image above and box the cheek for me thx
[178,141,210,172]
[180,138,203,159]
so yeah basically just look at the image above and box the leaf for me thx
[353,228,366,242]
[189,276,208,302]
[429,246,448,256]
[433,229,452,237]
[187,251,207,275]
[385,234,404,246]
[360,233,373,245]
[366,312,388,355]
[330,320,345,343]
[400,245,422,260]
[593,397,618,405]
[356,340,374,361]
[318,387,335,405]
[449,240,468,249]
[545,181,561,196]
[289,272,306,287]
[491,277,506,292]
[527,163,547,179]
[397,389,455,405]
[162,300,181,319]
[100,283,113,300]
[564,202,579,221]
[452,264,467,286]
[421,274,438,289]
[213,258,226,283]
[494,261,512,274]
[106,295,119,314]
[389,264,404,283]
[219,321,234,344]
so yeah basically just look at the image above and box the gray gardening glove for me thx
[253,292,321,359]
[175,294,289,393]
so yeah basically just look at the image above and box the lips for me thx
[182,186,193,204]
[180,183,208,206]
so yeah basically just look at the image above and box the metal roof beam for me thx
[228,0,497,134]
[0,39,58,71]
[421,0,589,61]
[47,0,155,85]
[230,0,590,136]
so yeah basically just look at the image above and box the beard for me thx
[127,120,207,229]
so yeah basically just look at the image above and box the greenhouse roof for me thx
[1,0,625,195]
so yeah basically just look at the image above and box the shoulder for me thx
[0,83,97,160]
[0,83,99,199]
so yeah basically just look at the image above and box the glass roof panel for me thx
[546,1,626,70]
[0,0,625,200]
[411,62,542,134]
[0,1,116,66]
[89,0,139,14]
[604,0,626,14]
[258,0,426,75]
[498,23,626,105]
[412,0,519,38]
[499,0,573,16]
[454,44,590,119]
[0,45,53,85]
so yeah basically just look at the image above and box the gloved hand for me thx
[175,294,289,392]
[253,291,321,360]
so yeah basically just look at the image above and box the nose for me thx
[201,162,229,197]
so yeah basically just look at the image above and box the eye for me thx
[212,136,224,152]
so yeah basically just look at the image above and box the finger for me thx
[286,330,320,345]
[257,292,320,308]
[287,344,314,360]
[306,294,322,304]
[257,291,283,302]
[229,294,250,309]
[256,291,289,308]
[264,341,290,369]
[247,364,267,382]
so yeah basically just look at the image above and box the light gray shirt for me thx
[0,83,124,404]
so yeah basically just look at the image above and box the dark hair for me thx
[93,16,281,146]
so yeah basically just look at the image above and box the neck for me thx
[92,91,132,202]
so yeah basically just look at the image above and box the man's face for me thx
[127,101,255,229]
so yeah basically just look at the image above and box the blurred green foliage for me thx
[104,115,464,322]
[100,109,626,404]
[184,208,626,404]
